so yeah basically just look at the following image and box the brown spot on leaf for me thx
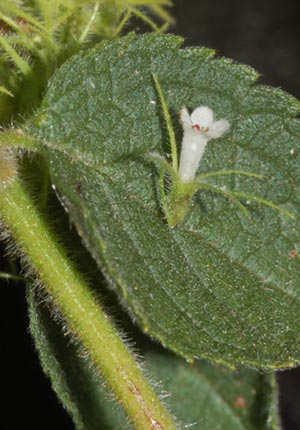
[289,249,298,259]
[75,182,82,193]
[234,396,246,409]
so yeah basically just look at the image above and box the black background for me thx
[2,0,300,428]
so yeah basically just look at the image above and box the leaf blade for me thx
[30,34,300,369]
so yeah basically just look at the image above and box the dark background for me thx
[2,0,300,428]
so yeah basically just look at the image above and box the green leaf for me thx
[29,33,300,369]
[27,285,279,430]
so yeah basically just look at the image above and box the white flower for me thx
[178,106,230,182]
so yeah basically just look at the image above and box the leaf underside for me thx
[30,33,300,369]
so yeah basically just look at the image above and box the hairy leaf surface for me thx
[30,34,300,368]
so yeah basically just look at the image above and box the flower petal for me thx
[180,106,192,128]
[206,119,230,139]
[191,106,213,127]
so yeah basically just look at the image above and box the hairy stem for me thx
[0,129,40,152]
[0,176,177,430]
[0,34,32,75]
[0,271,23,281]
[152,73,178,171]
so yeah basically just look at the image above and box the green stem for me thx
[197,169,263,180]
[78,2,99,45]
[0,129,40,152]
[130,7,160,31]
[1,2,50,34]
[0,34,32,76]
[231,191,296,219]
[0,85,13,97]
[147,3,174,25]
[152,73,178,171]
[0,271,23,281]
[0,177,177,430]
[267,373,281,428]
[113,8,132,37]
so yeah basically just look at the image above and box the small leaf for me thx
[30,34,300,369]
[28,286,279,430]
